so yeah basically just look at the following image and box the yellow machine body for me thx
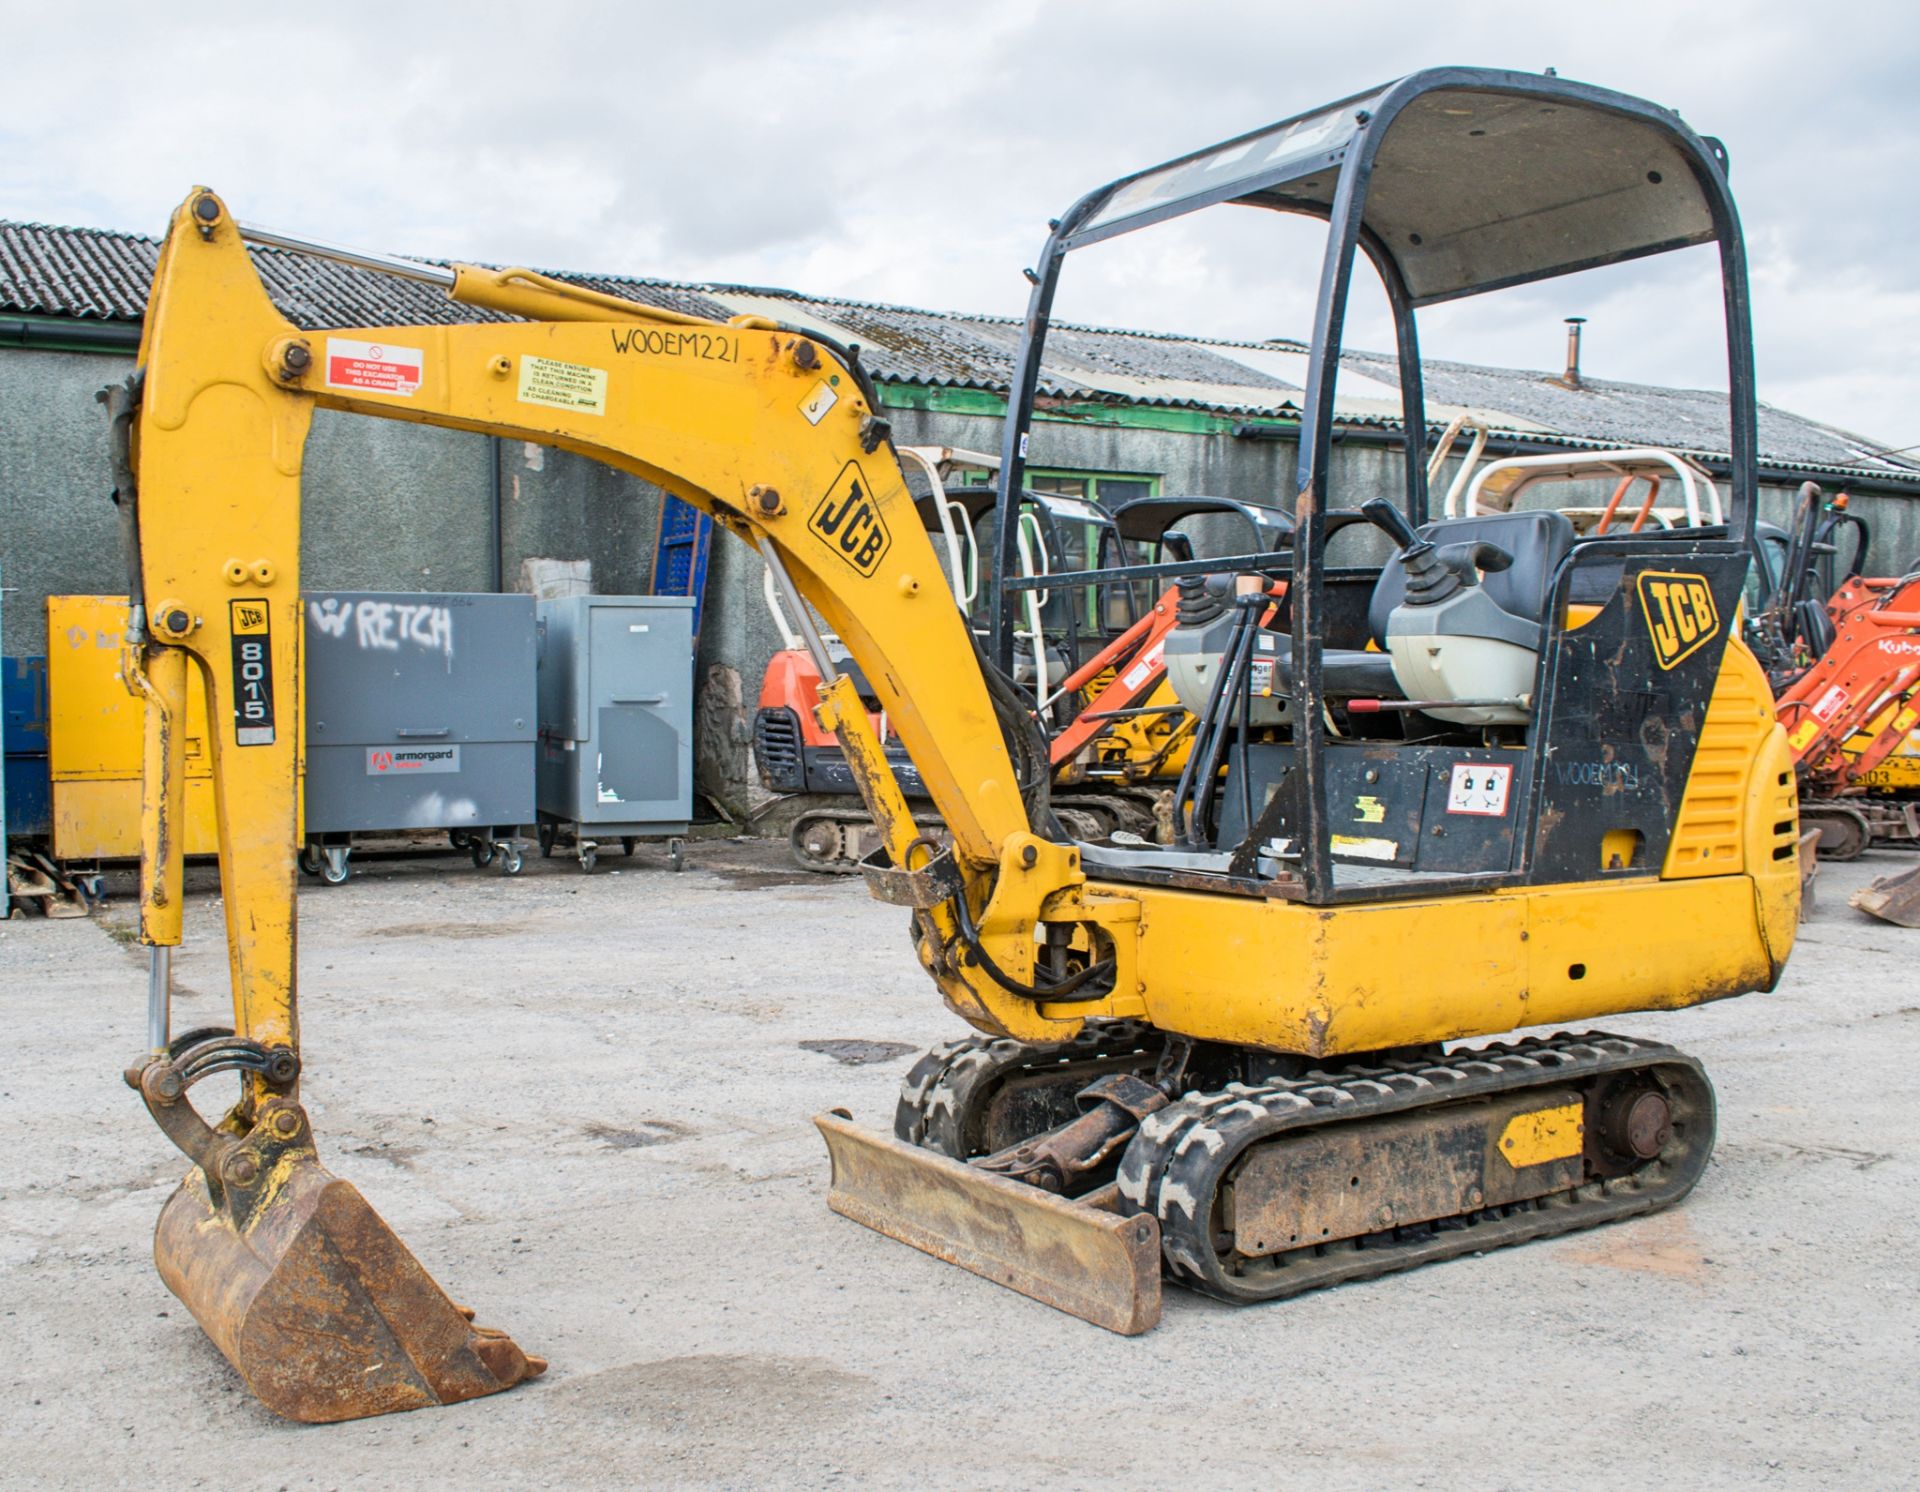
[1848,716,1920,792]
[121,187,1797,1415]
[46,594,236,860]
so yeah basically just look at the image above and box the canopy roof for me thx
[1066,68,1726,307]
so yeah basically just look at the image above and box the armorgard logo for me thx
[1635,570,1721,670]
[366,745,461,775]
[808,460,891,576]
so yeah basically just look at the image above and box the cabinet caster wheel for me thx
[299,844,322,877]
[320,847,351,886]
[621,836,637,857]
[471,840,496,869]
[499,846,524,876]
[579,842,598,873]
[669,838,686,872]
[538,822,557,858]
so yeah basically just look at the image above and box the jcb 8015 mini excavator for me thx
[117,67,1796,1423]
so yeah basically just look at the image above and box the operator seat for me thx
[1367,508,1576,724]
[1164,508,1575,718]
[1282,511,1574,697]
[1368,510,1577,651]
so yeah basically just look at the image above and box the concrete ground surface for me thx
[2,836,1915,1490]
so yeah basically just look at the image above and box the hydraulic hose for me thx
[946,870,1114,1004]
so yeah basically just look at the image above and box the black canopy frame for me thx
[989,66,1759,901]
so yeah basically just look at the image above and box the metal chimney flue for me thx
[1562,316,1587,389]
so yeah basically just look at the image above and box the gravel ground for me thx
[1,836,1915,1489]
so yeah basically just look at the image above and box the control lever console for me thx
[1360,499,1537,726]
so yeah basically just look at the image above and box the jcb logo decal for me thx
[1636,571,1720,670]
[808,461,891,577]
[228,599,277,746]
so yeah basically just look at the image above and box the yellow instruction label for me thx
[518,356,608,416]
[1330,834,1397,862]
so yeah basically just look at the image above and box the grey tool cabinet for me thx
[302,591,536,883]
[535,595,693,871]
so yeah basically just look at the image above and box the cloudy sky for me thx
[4,1,1917,445]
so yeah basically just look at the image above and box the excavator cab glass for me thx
[990,66,1760,902]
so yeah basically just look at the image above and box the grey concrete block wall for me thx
[301,409,495,594]
[0,346,499,650]
[498,440,660,598]
[0,347,129,653]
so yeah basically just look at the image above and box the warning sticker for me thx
[325,338,424,396]
[1354,795,1386,824]
[1447,762,1512,816]
[799,379,839,425]
[1810,683,1850,723]
[518,355,608,416]
[1119,640,1165,693]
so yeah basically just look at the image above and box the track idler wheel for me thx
[129,1047,543,1422]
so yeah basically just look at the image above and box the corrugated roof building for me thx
[3,218,1916,814]
[6,219,1916,490]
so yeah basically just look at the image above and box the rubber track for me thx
[895,1019,1165,1157]
[1115,1031,1716,1304]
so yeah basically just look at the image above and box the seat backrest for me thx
[1368,509,1577,646]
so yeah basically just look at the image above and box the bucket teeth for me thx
[153,1111,540,1423]
[1850,864,1920,927]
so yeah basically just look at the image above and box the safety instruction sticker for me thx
[518,355,608,416]
[1447,762,1512,816]
[799,379,839,425]
[1119,640,1165,693]
[325,337,423,396]
[1331,834,1398,861]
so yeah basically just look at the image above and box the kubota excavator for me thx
[116,67,1797,1424]
[755,461,1179,869]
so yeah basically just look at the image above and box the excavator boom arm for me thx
[129,189,1095,1062]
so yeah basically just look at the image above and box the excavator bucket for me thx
[152,1108,543,1423]
[815,1111,1162,1335]
[1849,864,1920,927]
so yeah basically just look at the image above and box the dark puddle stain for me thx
[799,1038,918,1066]
[586,1119,692,1149]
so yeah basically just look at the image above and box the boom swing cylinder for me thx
[118,67,1797,1423]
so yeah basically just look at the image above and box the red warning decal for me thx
[326,337,424,396]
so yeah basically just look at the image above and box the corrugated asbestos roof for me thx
[4,219,1916,487]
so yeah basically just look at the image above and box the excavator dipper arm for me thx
[122,189,1111,1419]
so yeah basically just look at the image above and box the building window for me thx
[958,466,1162,508]
[962,469,1157,642]
[1026,470,1160,507]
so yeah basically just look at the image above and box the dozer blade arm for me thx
[816,1112,1161,1335]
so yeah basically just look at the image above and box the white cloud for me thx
[1,0,1914,443]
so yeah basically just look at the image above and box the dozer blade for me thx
[815,1110,1161,1335]
[1850,864,1920,927]
[154,1112,543,1423]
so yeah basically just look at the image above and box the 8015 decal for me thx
[230,599,277,746]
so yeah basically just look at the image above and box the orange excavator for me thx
[1753,483,1920,920]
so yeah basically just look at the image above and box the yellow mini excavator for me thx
[117,67,1797,1423]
